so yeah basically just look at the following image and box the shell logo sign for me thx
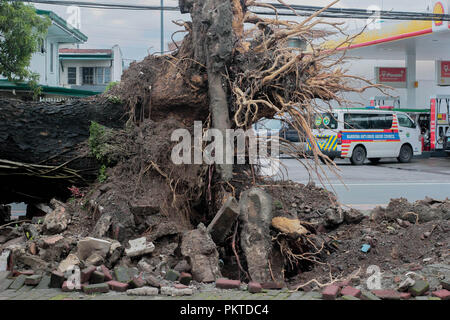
[432,0,449,31]
[434,1,445,26]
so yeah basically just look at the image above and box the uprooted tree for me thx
[0,1,381,284]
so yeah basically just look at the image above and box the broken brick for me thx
[90,271,105,284]
[409,280,429,297]
[432,289,450,300]
[216,278,241,289]
[372,290,403,300]
[107,280,129,292]
[322,285,340,300]
[81,266,97,283]
[340,286,361,298]
[49,271,65,289]
[83,283,109,294]
[179,272,192,286]
[248,282,262,294]
[100,265,113,281]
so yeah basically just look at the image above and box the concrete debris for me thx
[160,286,193,296]
[125,237,155,257]
[127,286,159,296]
[207,196,240,244]
[77,237,111,261]
[181,223,221,283]
[43,200,69,234]
[57,254,80,273]
[239,188,273,284]
[0,250,10,272]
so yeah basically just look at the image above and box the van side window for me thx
[344,114,370,129]
[397,114,415,128]
[344,113,393,130]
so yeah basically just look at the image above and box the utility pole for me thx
[161,0,164,55]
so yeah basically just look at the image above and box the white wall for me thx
[340,59,450,109]
[60,60,112,87]
[112,45,123,82]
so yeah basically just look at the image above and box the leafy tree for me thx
[0,1,50,96]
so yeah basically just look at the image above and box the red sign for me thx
[378,67,407,83]
[431,98,436,150]
[441,61,450,78]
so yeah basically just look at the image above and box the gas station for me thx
[325,0,450,154]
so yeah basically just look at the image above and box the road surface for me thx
[276,157,450,211]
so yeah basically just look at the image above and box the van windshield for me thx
[254,119,283,131]
[312,113,338,130]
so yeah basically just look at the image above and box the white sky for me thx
[34,0,433,63]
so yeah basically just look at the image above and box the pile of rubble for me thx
[0,185,449,299]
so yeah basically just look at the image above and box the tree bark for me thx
[0,98,125,204]
[182,0,235,181]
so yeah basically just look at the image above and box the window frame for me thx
[67,67,77,85]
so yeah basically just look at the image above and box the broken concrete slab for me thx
[43,201,69,234]
[125,237,155,257]
[57,254,80,273]
[77,237,112,261]
[207,196,240,244]
[0,250,10,272]
[160,286,193,296]
[127,286,158,296]
[239,188,273,284]
[85,253,104,267]
[91,213,112,238]
[17,254,49,272]
[181,223,221,283]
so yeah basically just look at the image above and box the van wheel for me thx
[369,158,380,164]
[398,144,413,163]
[350,146,366,165]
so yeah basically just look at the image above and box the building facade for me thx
[59,45,123,92]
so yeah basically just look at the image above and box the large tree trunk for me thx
[0,98,125,204]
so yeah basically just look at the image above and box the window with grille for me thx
[68,67,77,85]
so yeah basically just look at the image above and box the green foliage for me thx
[0,1,50,96]
[98,165,107,182]
[104,81,119,93]
[107,95,123,104]
[89,121,108,162]
[274,200,283,210]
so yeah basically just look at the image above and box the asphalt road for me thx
[275,157,450,211]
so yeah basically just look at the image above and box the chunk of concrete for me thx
[125,237,155,257]
[0,250,10,272]
[207,196,240,244]
[57,254,80,273]
[239,188,273,284]
[77,237,111,261]
[181,223,221,283]
[127,286,159,296]
[43,200,69,234]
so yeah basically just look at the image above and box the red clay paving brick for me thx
[174,284,189,289]
[81,266,97,283]
[216,278,241,289]
[248,282,262,294]
[372,290,403,300]
[261,282,284,290]
[107,280,129,292]
[432,289,450,300]
[400,292,411,300]
[340,286,361,298]
[322,285,340,300]
[100,265,113,281]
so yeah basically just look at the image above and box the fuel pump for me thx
[430,95,450,151]
[369,96,401,108]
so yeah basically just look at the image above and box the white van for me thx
[307,108,422,165]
